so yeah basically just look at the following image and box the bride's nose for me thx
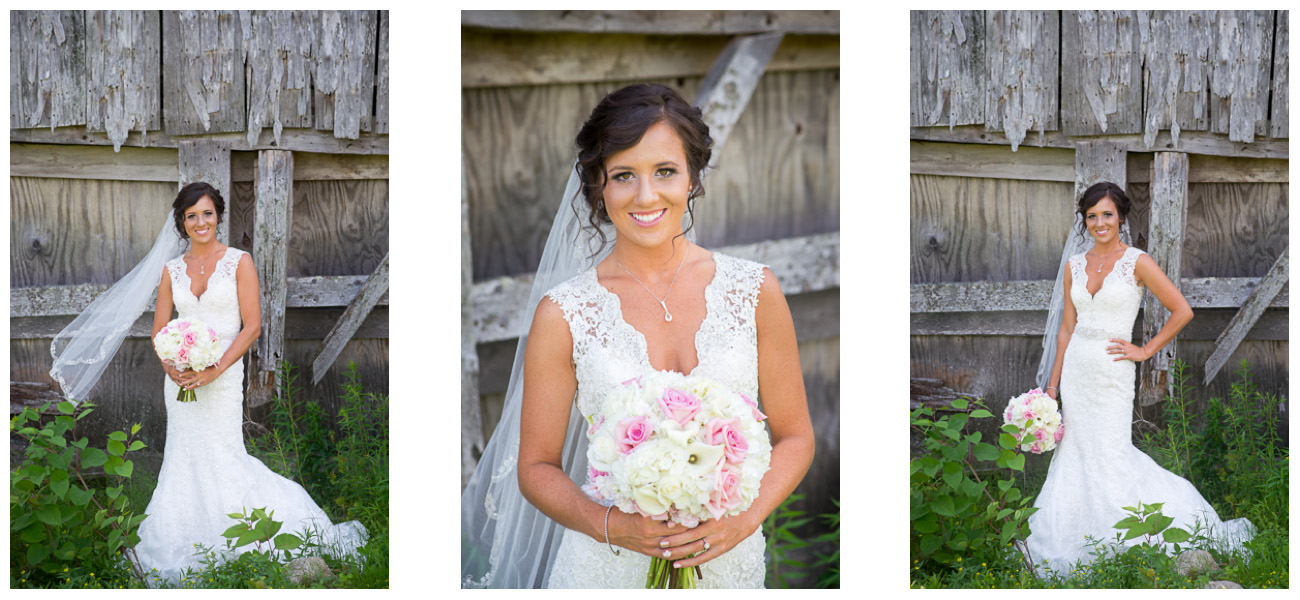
[634,178,655,205]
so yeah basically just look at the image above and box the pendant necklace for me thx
[1093,245,1125,273]
[614,244,691,322]
[190,246,221,275]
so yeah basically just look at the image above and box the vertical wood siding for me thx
[86,10,161,151]
[984,11,1059,151]
[910,10,985,128]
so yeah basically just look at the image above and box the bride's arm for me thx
[518,297,678,557]
[180,254,261,391]
[1128,254,1193,361]
[666,268,815,569]
[1047,266,1078,400]
[153,267,183,384]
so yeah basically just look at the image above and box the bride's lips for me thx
[629,208,667,228]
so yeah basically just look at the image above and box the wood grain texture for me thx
[460,10,841,35]
[910,125,1289,159]
[162,10,246,136]
[1203,249,1288,383]
[910,141,1075,182]
[11,308,387,340]
[312,10,376,139]
[310,252,388,384]
[241,10,315,147]
[910,10,984,128]
[910,174,1075,283]
[1140,152,1189,405]
[85,10,161,151]
[1180,182,1289,278]
[375,11,389,135]
[911,335,1046,405]
[178,140,233,245]
[250,150,293,405]
[984,10,1059,150]
[10,11,86,129]
[1127,154,1288,183]
[11,126,390,154]
[231,151,389,182]
[1061,11,1143,136]
[1270,11,1289,139]
[462,163,483,488]
[912,278,1288,312]
[9,177,175,287]
[286,179,389,277]
[1140,11,1213,148]
[911,308,1286,341]
[1209,11,1273,142]
[10,143,178,181]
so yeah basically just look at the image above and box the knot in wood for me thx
[27,233,50,257]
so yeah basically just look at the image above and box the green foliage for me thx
[10,401,148,586]
[763,493,813,588]
[221,507,304,560]
[809,497,840,588]
[910,397,1037,575]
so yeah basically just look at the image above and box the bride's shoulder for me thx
[712,251,768,281]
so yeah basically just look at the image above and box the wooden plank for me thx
[911,277,1288,312]
[1139,152,1190,406]
[1060,11,1144,136]
[460,10,841,35]
[12,307,388,339]
[1270,10,1289,139]
[10,11,86,130]
[470,233,839,343]
[1140,11,1213,148]
[984,10,1059,150]
[911,308,1287,340]
[249,149,293,407]
[910,10,984,128]
[312,10,377,139]
[242,10,314,148]
[85,10,161,151]
[460,30,839,88]
[375,10,389,135]
[178,140,233,246]
[285,180,389,278]
[9,143,178,181]
[310,252,388,384]
[909,125,1289,159]
[162,11,246,136]
[1203,249,1288,383]
[461,163,483,489]
[1180,182,1289,278]
[230,151,388,182]
[910,141,1075,181]
[1209,11,1273,142]
[1127,154,1288,183]
[10,126,390,154]
[697,31,785,165]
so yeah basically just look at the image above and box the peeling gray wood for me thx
[461,162,482,488]
[698,31,784,165]
[1140,11,1213,148]
[911,10,984,128]
[162,10,246,135]
[86,10,161,151]
[11,10,86,130]
[12,275,389,318]
[1204,248,1288,383]
[1061,11,1143,136]
[1140,152,1189,406]
[460,10,841,35]
[472,233,839,343]
[909,125,1289,159]
[1270,11,1289,139]
[375,10,389,135]
[311,252,388,384]
[984,10,1058,150]
[313,10,376,139]
[911,308,1287,340]
[912,277,1287,312]
[240,10,314,147]
[1209,10,1273,142]
[230,151,388,182]
[910,141,1076,182]
[249,149,293,407]
[11,126,389,154]
[178,140,232,245]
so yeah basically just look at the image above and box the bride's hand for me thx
[1107,339,1149,362]
[177,365,222,391]
[163,363,185,387]
[656,514,759,569]
[609,510,683,558]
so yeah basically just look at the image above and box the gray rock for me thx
[285,556,334,586]
[1204,581,1243,589]
[1176,550,1219,577]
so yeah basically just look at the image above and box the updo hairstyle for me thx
[1076,181,1131,240]
[573,83,713,244]
[172,182,225,240]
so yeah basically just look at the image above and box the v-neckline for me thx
[183,247,231,302]
[1082,247,1130,300]
[593,253,721,376]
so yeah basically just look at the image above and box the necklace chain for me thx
[613,244,691,322]
[188,245,223,275]
[1092,245,1126,273]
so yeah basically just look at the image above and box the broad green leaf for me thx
[27,543,51,566]
[107,439,126,457]
[131,423,142,435]
[35,505,62,527]
[20,522,47,544]
[969,409,994,419]
[1008,453,1026,472]
[80,447,107,468]
[998,433,1018,450]
[913,512,939,534]
[1153,514,1174,533]
[68,485,94,507]
[72,437,89,449]
[1123,521,1151,540]
[273,533,303,550]
[235,531,262,548]
[948,413,969,431]
[973,443,1000,461]
[919,533,943,556]
[946,535,968,551]
[1005,487,1022,502]
[941,462,963,490]
[105,485,122,500]
[997,508,1014,520]
[223,524,249,538]
[56,401,75,415]
[931,495,956,517]
[961,478,984,499]
[1163,527,1191,544]
[950,398,969,410]
[227,512,246,519]
[128,440,145,452]
[997,479,1013,491]
[1113,516,1141,529]
[114,459,134,478]
[108,431,127,441]
[1001,423,1022,435]
[76,408,95,421]
[1121,505,1138,513]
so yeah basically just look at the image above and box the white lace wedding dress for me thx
[541,252,768,588]
[133,248,367,585]
[1024,247,1253,575]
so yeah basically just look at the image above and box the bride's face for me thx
[183,196,219,243]
[602,121,691,251]
[1085,197,1121,244]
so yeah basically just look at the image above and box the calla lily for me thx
[683,440,725,479]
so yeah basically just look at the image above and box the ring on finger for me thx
[702,539,710,552]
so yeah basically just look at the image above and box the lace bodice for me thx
[545,252,767,420]
[1067,247,1144,342]
[165,248,245,348]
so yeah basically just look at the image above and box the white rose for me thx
[657,474,685,503]
[588,435,620,472]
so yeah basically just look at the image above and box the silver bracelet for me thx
[604,504,620,556]
[1046,386,1058,393]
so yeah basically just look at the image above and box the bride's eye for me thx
[655,168,676,178]
[611,172,634,183]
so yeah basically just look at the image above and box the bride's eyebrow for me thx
[607,161,680,172]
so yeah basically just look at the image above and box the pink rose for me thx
[740,394,767,422]
[177,320,190,330]
[616,416,654,455]
[1034,429,1047,441]
[1030,442,1043,454]
[658,388,701,426]
[177,347,190,364]
[588,465,608,480]
[705,417,748,464]
[1023,410,1036,421]
[183,331,197,346]
[1054,423,1065,443]
[621,376,642,387]
[706,464,743,520]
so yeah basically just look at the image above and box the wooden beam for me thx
[1203,249,1289,383]
[249,149,293,407]
[461,161,483,489]
[178,140,232,245]
[1140,152,1190,406]
[471,232,839,343]
[11,308,389,340]
[9,143,177,181]
[460,10,841,35]
[10,126,389,155]
[1270,11,1289,139]
[910,308,1287,340]
[909,125,1289,159]
[911,277,1288,313]
[310,252,388,384]
[229,151,388,182]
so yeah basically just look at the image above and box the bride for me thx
[49,182,367,585]
[461,83,815,588]
[1025,182,1254,575]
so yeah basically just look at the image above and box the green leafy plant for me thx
[809,497,840,588]
[1112,501,1194,551]
[221,506,305,560]
[763,492,813,588]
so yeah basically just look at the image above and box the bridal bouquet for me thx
[582,371,772,588]
[152,318,222,403]
[1003,388,1064,454]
